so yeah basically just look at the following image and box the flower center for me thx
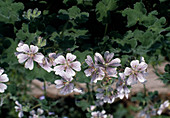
[28,53,35,58]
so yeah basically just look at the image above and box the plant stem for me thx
[31,104,41,110]
[143,84,146,96]
[104,24,108,36]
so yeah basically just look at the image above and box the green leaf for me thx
[96,0,117,23]
[58,6,89,23]
[0,0,24,24]
[76,100,89,111]
[122,2,147,27]
[164,64,170,72]
[16,23,41,44]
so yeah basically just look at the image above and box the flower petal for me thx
[18,44,30,53]
[106,67,117,77]
[108,58,121,66]
[54,80,64,89]
[39,63,52,72]
[95,52,105,64]
[124,67,132,76]
[96,93,104,99]
[104,51,114,63]
[0,83,7,93]
[130,60,139,70]
[60,72,73,82]
[54,55,66,64]
[85,55,94,67]
[127,74,137,85]
[25,58,34,70]
[53,65,65,75]
[119,73,125,80]
[33,53,44,63]
[66,53,76,62]
[0,74,9,82]
[30,45,38,53]
[137,62,148,71]
[60,83,74,95]
[73,88,83,93]
[66,67,75,76]
[84,68,94,77]
[70,61,81,71]
[137,73,146,83]
[18,111,24,118]
[0,69,4,75]
[17,53,29,63]
[117,93,124,99]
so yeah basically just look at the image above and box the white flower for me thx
[91,110,113,118]
[0,68,9,93]
[15,101,24,118]
[124,60,148,85]
[116,73,130,99]
[95,51,121,78]
[16,43,44,70]
[53,53,81,76]
[54,72,82,95]
[157,100,169,115]
[84,55,105,83]
[29,108,45,118]
[38,53,58,72]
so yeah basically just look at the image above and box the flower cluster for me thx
[84,51,121,83]
[15,42,148,101]
[15,42,82,95]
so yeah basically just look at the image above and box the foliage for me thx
[0,0,170,117]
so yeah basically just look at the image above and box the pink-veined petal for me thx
[124,67,132,76]
[54,55,66,64]
[66,53,76,62]
[25,58,34,70]
[30,45,38,53]
[53,65,65,75]
[104,51,114,63]
[39,63,52,73]
[85,55,94,67]
[95,52,105,64]
[0,74,9,82]
[127,74,137,85]
[108,58,121,66]
[119,73,125,80]
[66,67,75,76]
[17,53,29,63]
[20,44,30,53]
[84,68,94,77]
[137,62,148,71]
[70,61,81,71]
[54,80,64,89]
[48,53,57,59]
[137,73,146,83]
[60,83,74,95]
[106,67,117,77]
[0,83,7,93]
[60,72,73,82]
[130,60,139,70]
[33,53,44,63]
